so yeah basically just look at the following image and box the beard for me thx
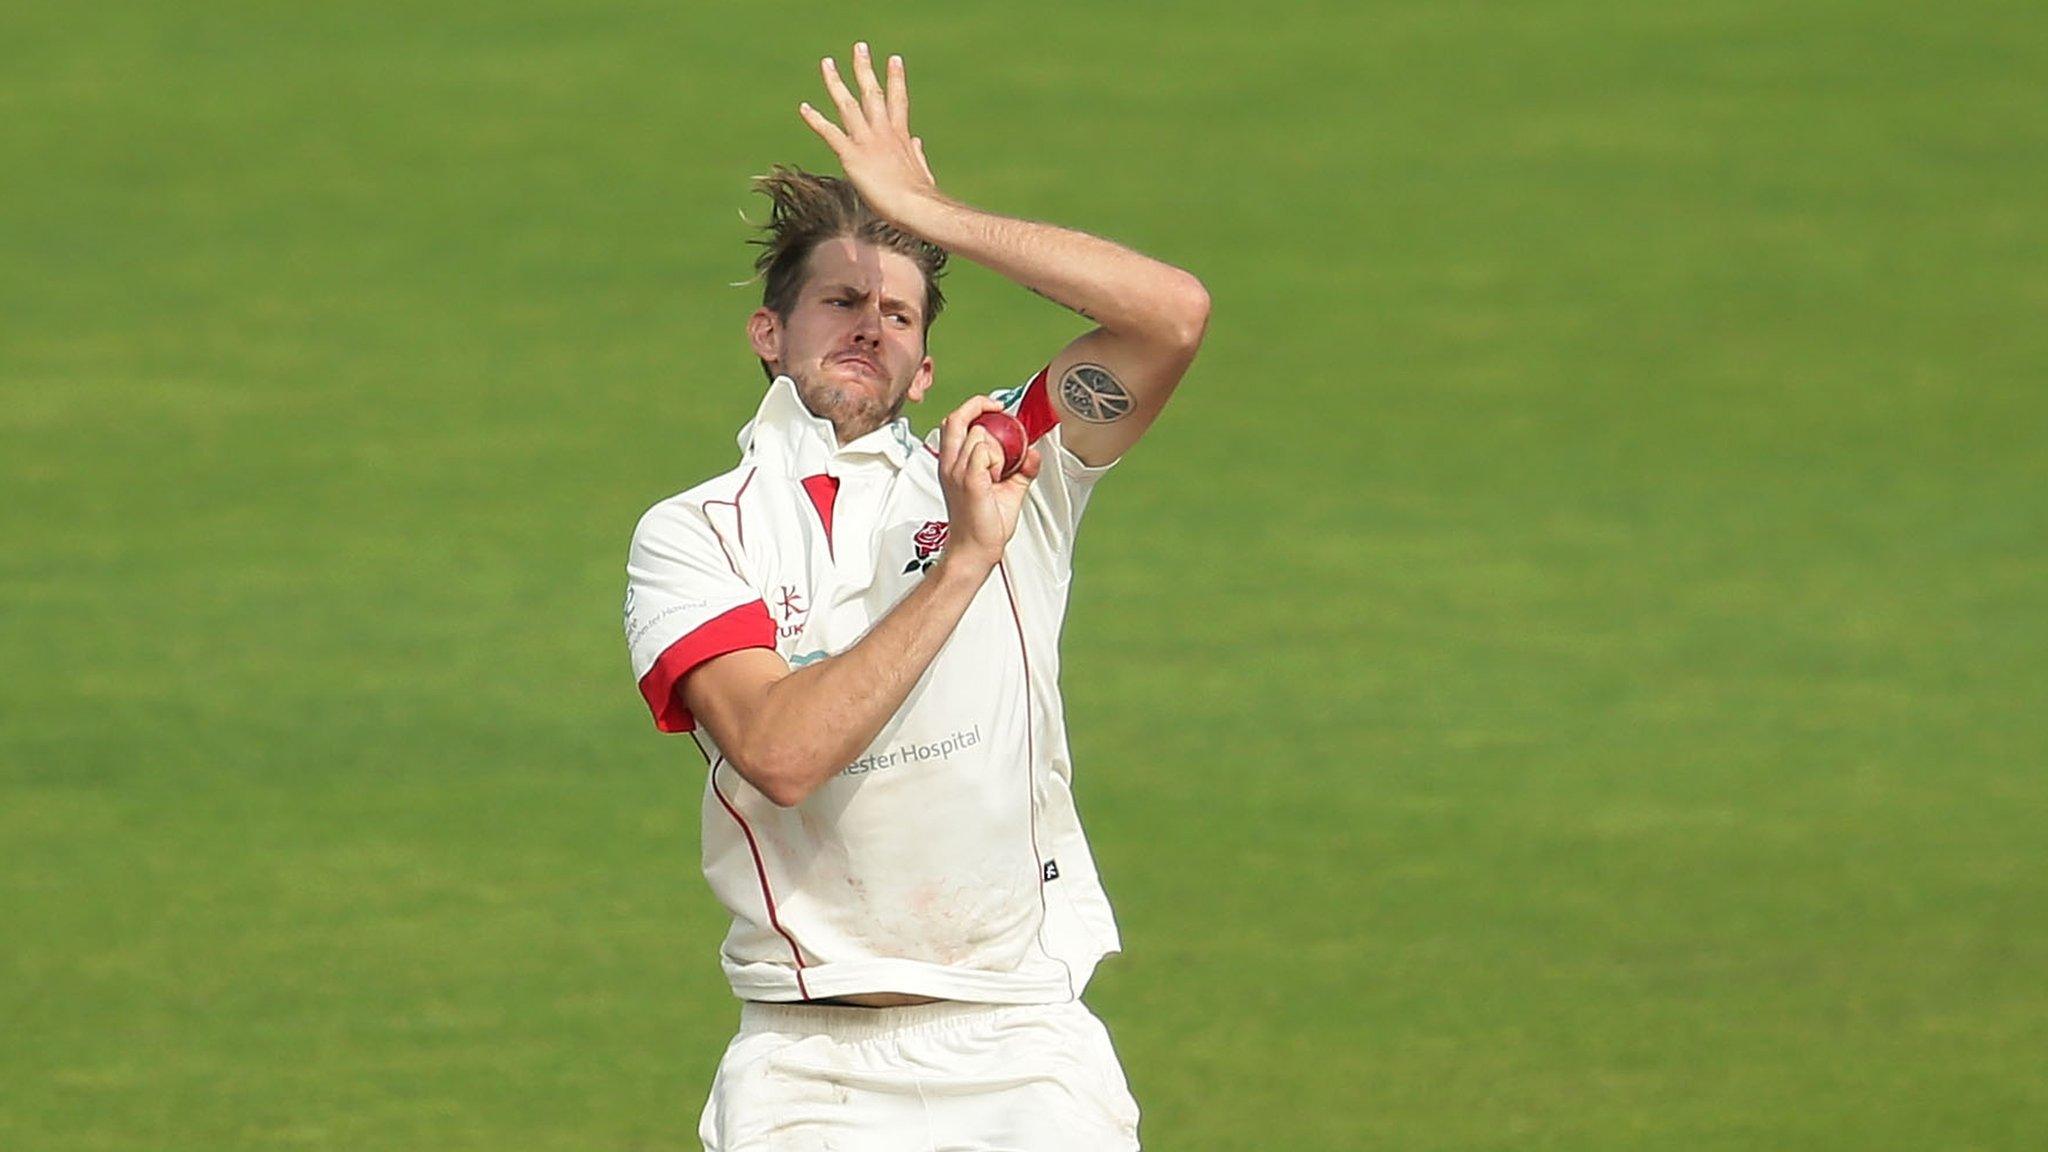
[787,361,910,445]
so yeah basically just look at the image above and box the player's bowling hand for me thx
[937,394,1041,571]
[799,42,939,225]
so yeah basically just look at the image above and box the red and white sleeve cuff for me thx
[637,599,777,733]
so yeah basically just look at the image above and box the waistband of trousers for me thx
[739,999,1056,1044]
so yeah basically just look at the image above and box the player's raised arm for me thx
[800,42,1211,467]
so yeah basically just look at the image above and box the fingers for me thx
[822,44,914,137]
[911,136,934,183]
[851,42,888,125]
[990,445,1042,497]
[798,101,850,152]
[938,394,1008,483]
[985,443,1041,528]
[886,53,910,134]
[969,430,1015,483]
[819,56,863,133]
[822,43,892,136]
[949,431,998,494]
[937,395,982,477]
[942,393,1005,434]
[1010,445,1044,484]
[935,394,1040,562]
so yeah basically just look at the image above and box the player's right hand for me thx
[936,394,1041,571]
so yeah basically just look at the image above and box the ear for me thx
[747,308,782,369]
[906,354,935,404]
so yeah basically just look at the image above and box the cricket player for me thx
[622,43,1208,1150]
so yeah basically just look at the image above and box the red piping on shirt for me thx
[637,599,776,733]
[998,561,1077,1001]
[800,473,839,559]
[701,467,758,577]
[711,759,812,1001]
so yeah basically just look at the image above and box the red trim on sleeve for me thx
[800,473,839,556]
[637,599,776,733]
[1016,367,1060,444]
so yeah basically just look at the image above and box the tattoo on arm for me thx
[1058,364,1132,424]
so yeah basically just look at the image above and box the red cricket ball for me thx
[969,410,1028,480]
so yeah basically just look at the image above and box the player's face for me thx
[749,238,934,444]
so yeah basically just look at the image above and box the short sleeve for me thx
[993,367,1114,568]
[623,499,775,733]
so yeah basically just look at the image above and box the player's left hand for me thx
[799,42,939,225]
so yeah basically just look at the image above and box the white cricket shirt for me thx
[623,371,1121,1004]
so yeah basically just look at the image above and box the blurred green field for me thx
[4,2,2045,1149]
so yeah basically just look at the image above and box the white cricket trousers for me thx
[699,999,1142,1151]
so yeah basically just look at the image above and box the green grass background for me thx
[4,2,2044,1148]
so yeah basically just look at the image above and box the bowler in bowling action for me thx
[623,42,1209,1149]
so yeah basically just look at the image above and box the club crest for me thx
[903,520,949,574]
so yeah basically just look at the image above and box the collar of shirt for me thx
[736,376,924,478]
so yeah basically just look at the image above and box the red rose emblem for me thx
[912,520,949,560]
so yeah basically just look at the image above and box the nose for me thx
[850,302,883,345]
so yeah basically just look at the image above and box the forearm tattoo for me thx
[1058,363,1132,424]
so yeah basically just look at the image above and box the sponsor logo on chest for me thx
[844,723,984,777]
